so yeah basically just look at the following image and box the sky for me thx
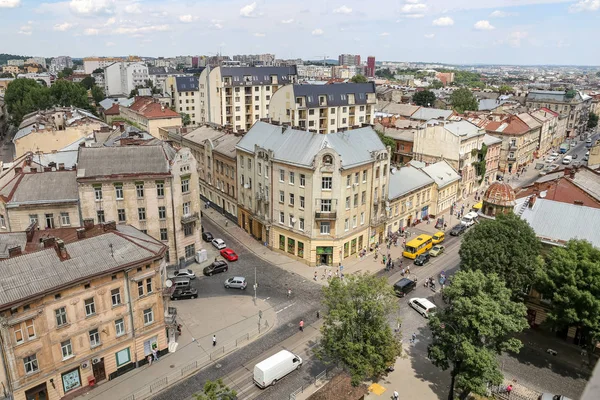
[1,0,600,65]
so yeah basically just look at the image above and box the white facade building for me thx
[104,62,149,97]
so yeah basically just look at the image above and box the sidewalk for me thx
[75,297,276,400]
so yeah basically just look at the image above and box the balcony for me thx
[509,144,518,151]
[507,155,517,161]
[181,212,199,225]
[315,211,337,220]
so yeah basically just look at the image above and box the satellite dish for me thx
[539,190,547,198]
[165,279,173,288]
[391,168,397,175]
[291,218,296,223]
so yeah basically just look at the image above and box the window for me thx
[239,156,244,168]
[115,319,125,337]
[156,182,164,197]
[289,193,295,206]
[299,218,305,230]
[84,298,96,316]
[360,212,365,225]
[258,162,262,175]
[60,212,70,226]
[61,340,73,359]
[289,171,295,184]
[353,216,357,228]
[346,175,351,187]
[353,193,358,208]
[115,185,123,199]
[144,278,152,294]
[321,177,332,190]
[344,218,349,231]
[89,329,100,347]
[322,155,333,165]
[185,244,195,258]
[300,174,305,187]
[137,281,144,297]
[279,190,285,203]
[55,307,67,327]
[361,191,366,205]
[160,228,168,241]
[94,187,103,201]
[181,178,190,193]
[29,214,38,225]
[279,169,285,182]
[117,209,126,222]
[321,199,332,212]
[111,288,121,306]
[345,196,350,209]
[14,324,23,343]
[362,170,367,182]
[383,164,388,176]
[136,183,144,198]
[279,211,285,224]
[289,214,295,227]
[23,354,38,374]
[143,308,154,325]
[138,208,146,221]
[320,222,331,234]
[300,196,305,209]
[376,167,380,179]
[97,210,105,224]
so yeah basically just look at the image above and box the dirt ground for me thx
[307,373,368,400]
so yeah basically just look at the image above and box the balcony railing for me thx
[181,212,199,225]
[315,211,337,220]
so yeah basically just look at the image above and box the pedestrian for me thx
[287,288,292,298]
[215,257,218,262]
[152,347,159,361]
[316,310,320,319]
[147,354,153,366]
[299,319,304,332]
[406,265,410,274]
[336,269,339,278]
[411,333,416,343]
[393,390,399,400]
[212,334,216,347]
[444,222,447,231]
[314,271,317,281]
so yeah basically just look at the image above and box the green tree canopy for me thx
[180,112,191,126]
[91,85,105,104]
[412,90,436,107]
[430,80,444,89]
[57,67,74,79]
[80,76,96,90]
[498,85,514,95]
[375,68,395,80]
[316,273,401,386]
[538,240,600,355]
[350,74,368,83]
[449,88,479,113]
[4,78,53,126]
[194,379,237,400]
[92,68,103,74]
[0,72,14,78]
[49,80,90,109]
[588,112,598,129]
[428,270,528,399]
[459,212,543,298]
[376,130,396,150]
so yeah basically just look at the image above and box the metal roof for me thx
[377,102,420,117]
[176,76,199,92]
[410,108,453,121]
[441,120,483,138]
[292,83,375,107]
[420,161,461,189]
[77,146,170,178]
[482,134,502,146]
[388,166,435,200]
[570,168,600,202]
[237,121,386,169]
[220,66,297,86]
[99,97,134,111]
[526,90,584,103]
[8,171,78,205]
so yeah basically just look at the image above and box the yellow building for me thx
[0,222,168,400]
[419,161,461,215]
[386,166,435,233]
[236,121,390,266]
[2,65,20,75]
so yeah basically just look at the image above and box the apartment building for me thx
[236,122,390,266]
[413,120,485,196]
[296,65,332,80]
[2,65,20,75]
[268,83,376,134]
[164,125,241,223]
[198,66,298,133]
[119,97,182,139]
[387,166,435,234]
[173,76,201,126]
[482,134,502,185]
[419,161,461,215]
[526,90,592,137]
[76,144,202,265]
[375,116,422,164]
[83,56,141,75]
[530,108,561,155]
[104,62,149,97]
[338,54,361,67]
[0,222,167,400]
[49,56,73,74]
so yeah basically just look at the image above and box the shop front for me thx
[316,246,333,266]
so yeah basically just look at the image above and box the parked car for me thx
[170,287,198,300]
[450,224,467,236]
[167,269,196,280]
[538,394,572,400]
[545,156,557,163]
[224,276,247,289]
[220,248,239,261]
[429,245,445,257]
[393,278,416,297]
[584,155,589,161]
[408,298,437,318]
[212,238,226,249]
[414,252,431,266]
[562,155,572,165]
[202,231,214,242]
[203,260,229,276]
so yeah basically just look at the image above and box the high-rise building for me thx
[49,56,73,74]
[366,56,376,78]
[338,54,361,67]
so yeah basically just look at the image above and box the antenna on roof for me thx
[109,243,114,258]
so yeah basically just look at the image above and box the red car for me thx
[220,248,238,261]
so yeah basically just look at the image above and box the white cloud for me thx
[489,10,517,18]
[400,3,426,13]
[312,28,324,36]
[210,19,223,29]
[424,33,435,38]
[18,24,32,35]
[333,5,352,14]
[69,0,114,16]
[405,0,421,3]
[114,24,169,35]
[404,13,425,18]
[0,0,20,8]
[254,32,265,37]
[104,17,116,26]
[54,22,75,31]
[380,32,390,36]
[240,2,258,17]
[508,31,528,47]
[106,41,115,47]
[569,0,600,12]
[179,14,196,23]
[474,20,495,30]
[433,16,454,26]
[281,18,294,24]
[84,28,99,35]
[124,3,142,14]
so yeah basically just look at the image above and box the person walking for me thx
[152,347,159,361]
[299,319,304,332]
[393,390,399,400]
[212,335,217,347]
[411,332,417,343]
[314,271,318,281]
[287,288,292,298]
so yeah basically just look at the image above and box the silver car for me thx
[224,276,247,290]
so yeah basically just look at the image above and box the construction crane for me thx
[314,55,329,67]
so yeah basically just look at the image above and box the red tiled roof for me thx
[485,115,530,135]
[104,103,120,115]
[540,107,559,117]
[129,97,180,119]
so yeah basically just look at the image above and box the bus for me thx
[403,234,433,259]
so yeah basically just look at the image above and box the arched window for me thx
[323,155,333,165]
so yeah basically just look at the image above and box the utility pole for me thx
[253,266,257,301]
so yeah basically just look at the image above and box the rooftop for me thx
[377,102,420,118]
[526,90,586,103]
[482,133,502,146]
[0,170,78,206]
[176,76,199,92]
[292,83,375,107]
[388,166,435,200]
[127,97,181,120]
[219,66,297,86]
[14,107,104,142]
[76,145,171,178]
[99,97,134,111]
[410,107,453,121]
[419,161,461,189]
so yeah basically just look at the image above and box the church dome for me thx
[483,182,516,207]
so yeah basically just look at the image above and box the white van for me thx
[409,298,437,318]
[460,211,478,227]
[253,350,303,388]
[562,155,573,165]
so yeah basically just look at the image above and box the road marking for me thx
[276,302,296,313]
[263,297,270,301]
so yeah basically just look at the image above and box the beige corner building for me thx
[236,122,390,266]
[0,222,168,400]
[119,97,182,139]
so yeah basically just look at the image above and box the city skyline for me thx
[1,0,600,65]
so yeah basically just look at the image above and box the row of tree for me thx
[412,88,480,113]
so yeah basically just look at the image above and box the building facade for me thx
[268,83,376,133]
[49,57,73,74]
[173,76,201,126]
[530,108,559,156]
[104,62,149,97]
[525,90,592,137]
[338,54,361,67]
[83,57,141,75]
[419,161,461,215]
[119,97,182,139]
[482,134,502,185]
[366,56,375,78]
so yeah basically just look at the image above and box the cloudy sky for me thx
[2,0,600,65]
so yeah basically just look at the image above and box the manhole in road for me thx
[170,365,174,368]
[215,363,222,369]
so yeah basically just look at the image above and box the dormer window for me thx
[323,155,333,165]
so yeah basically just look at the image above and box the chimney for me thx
[76,228,86,240]
[83,218,95,231]
[102,221,117,232]
[8,246,22,258]
[528,195,537,208]
[25,222,36,242]
[58,163,65,171]
[14,167,22,174]
[43,237,56,248]
[54,239,70,261]
[30,167,37,173]
[120,124,125,133]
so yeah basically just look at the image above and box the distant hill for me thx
[0,53,29,66]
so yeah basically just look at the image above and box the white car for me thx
[212,238,226,249]
[562,155,572,165]
[545,156,557,163]
[550,152,560,158]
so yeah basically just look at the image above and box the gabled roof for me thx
[388,166,434,200]
[484,115,531,136]
[176,76,199,92]
[437,120,483,139]
[14,107,105,141]
[237,121,386,169]
[292,83,375,107]
[99,97,134,111]
[127,97,181,119]
[3,171,78,206]
[377,102,420,117]
[410,108,453,121]
[219,66,297,86]
[482,134,502,146]
[77,145,171,178]
[420,161,461,189]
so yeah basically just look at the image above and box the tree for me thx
[92,68,103,74]
[4,78,53,126]
[412,90,436,107]
[80,76,96,90]
[376,130,396,150]
[498,85,513,95]
[91,85,105,104]
[128,88,139,99]
[375,68,395,80]
[459,212,543,298]
[428,270,528,399]
[180,112,191,126]
[430,80,444,89]
[316,273,401,386]
[194,379,237,400]
[0,72,14,78]
[57,67,73,79]
[449,87,479,114]
[350,74,368,83]
[538,240,600,360]
[588,112,598,129]
[49,80,90,110]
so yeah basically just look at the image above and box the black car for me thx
[203,260,228,276]
[393,278,416,297]
[414,252,431,266]
[202,231,214,242]
[450,224,467,236]
[170,287,198,300]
